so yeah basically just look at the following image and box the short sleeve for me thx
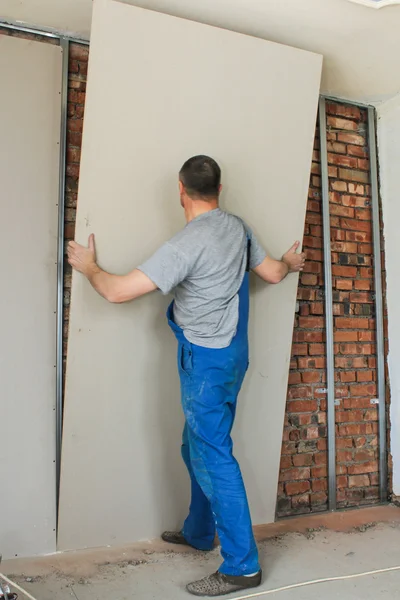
[244,224,267,269]
[138,241,191,295]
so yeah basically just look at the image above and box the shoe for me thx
[186,570,262,597]
[161,531,192,547]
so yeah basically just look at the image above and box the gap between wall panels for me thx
[0,23,390,525]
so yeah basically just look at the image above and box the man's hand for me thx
[68,234,97,277]
[282,241,305,273]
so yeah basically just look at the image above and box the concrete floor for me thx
[2,506,400,600]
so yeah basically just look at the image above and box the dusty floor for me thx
[2,506,400,600]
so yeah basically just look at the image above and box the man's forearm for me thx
[87,264,120,302]
[84,263,157,303]
[277,259,290,282]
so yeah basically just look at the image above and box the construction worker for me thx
[68,155,305,597]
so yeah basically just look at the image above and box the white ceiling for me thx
[1,0,400,103]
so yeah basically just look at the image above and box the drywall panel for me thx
[377,95,400,496]
[58,0,322,550]
[0,34,61,558]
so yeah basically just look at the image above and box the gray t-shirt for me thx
[138,209,266,348]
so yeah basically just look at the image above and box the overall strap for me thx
[245,234,251,272]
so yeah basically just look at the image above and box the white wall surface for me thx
[58,0,321,551]
[1,0,400,103]
[0,34,61,558]
[377,94,400,496]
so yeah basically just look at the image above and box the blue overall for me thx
[167,242,260,576]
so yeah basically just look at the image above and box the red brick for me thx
[335,331,358,343]
[311,492,327,506]
[343,398,372,409]
[337,449,353,462]
[299,317,325,328]
[354,448,376,462]
[291,344,308,356]
[336,279,353,291]
[337,438,353,448]
[293,454,314,467]
[337,133,366,146]
[335,317,369,329]
[294,331,323,343]
[302,372,321,383]
[347,145,367,158]
[312,466,327,478]
[331,241,358,253]
[349,460,378,474]
[338,169,369,184]
[327,116,358,131]
[312,479,328,492]
[309,343,325,356]
[340,217,371,232]
[336,410,363,423]
[327,141,347,154]
[354,280,371,291]
[288,386,314,399]
[280,467,311,482]
[287,400,318,413]
[280,456,293,469]
[300,273,319,287]
[286,481,311,495]
[288,372,302,385]
[339,371,357,382]
[349,383,376,397]
[328,153,358,169]
[337,475,348,488]
[348,183,365,194]
[298,357,326,369]
[291,494,310,509]
[364,409,378,421]
[69,43,89,61]
[356,370,374,382]
[68,90,86,105]
[331,181,347,192]
[332,266,358,278]
[348,475,370,488]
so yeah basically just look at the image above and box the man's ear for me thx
[179,180,184,194]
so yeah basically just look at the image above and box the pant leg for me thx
[180,423,216,550]
[180,352,260,576]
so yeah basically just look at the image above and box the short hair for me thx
[179,155,221,200]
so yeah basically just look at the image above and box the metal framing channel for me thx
[56,38,69,514]
[368,107,387,502]
[319,97,337,510]
[0,20,90,45]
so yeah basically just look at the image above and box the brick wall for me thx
[63,43,89,377]
[277,102,388,516]
[4,34,384,517]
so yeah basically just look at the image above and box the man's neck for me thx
[185,199,219,223]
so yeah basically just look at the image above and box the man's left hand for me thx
[68,234,97,277]
[282,241,306,273]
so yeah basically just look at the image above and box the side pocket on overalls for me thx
[180,344,193,376]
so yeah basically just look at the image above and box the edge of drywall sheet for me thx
[56,37,69,520]
[368,107,388,502]
[376,100,398,497]
[108,0,322,62]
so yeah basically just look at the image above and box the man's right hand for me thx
[282,241,306,273]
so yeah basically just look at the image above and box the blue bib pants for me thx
[167,257,260,576]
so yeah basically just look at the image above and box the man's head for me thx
[179,155,221,207]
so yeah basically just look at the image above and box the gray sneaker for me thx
[186,570,262,597]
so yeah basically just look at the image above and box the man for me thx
[68,155,305,597]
